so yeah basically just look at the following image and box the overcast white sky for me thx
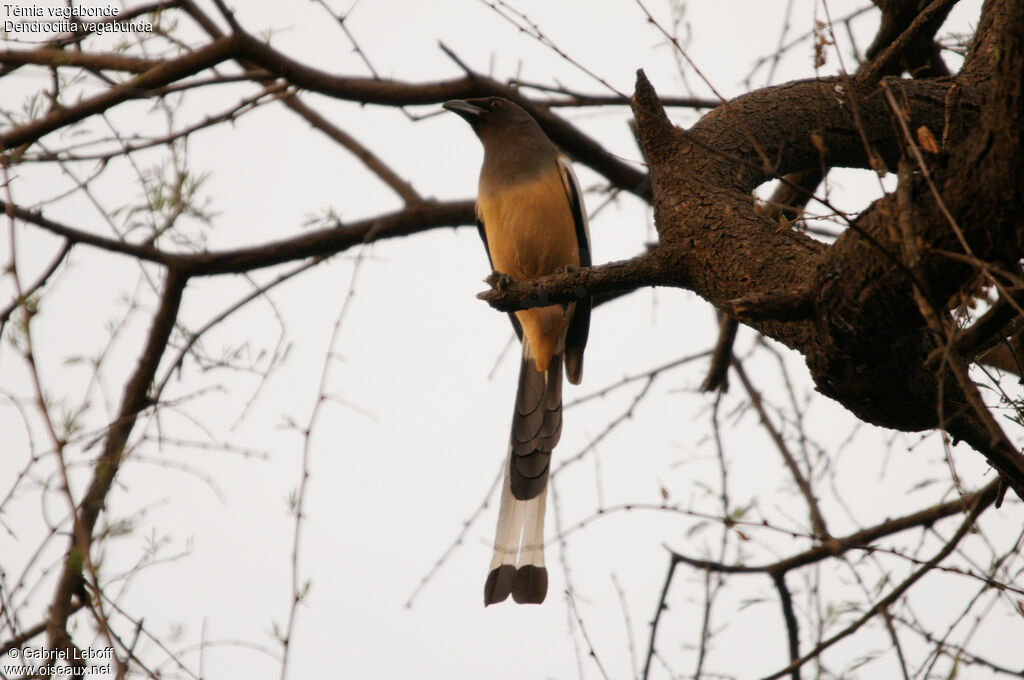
[3,1,1020,679]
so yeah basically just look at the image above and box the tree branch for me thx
[859,0,960,82]
[759,486,992,680]
[47,269,186,657]
[1,35,238,152]
[669,479,998,575]
[2,198,476,275]
[477,252,674,312]
[630,28,1024,496]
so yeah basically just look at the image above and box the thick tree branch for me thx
[231,31,648,196]
[0,20,646,196]
[860,0,959,82]
[701,0,967,396]
[1,199,177,265]
[1,198,476,274]
[0,48,159,72]
[183,200,475,276]
[629,6,1024,495]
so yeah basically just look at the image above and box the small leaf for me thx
[687,521,710,537]
[916,125,940,154]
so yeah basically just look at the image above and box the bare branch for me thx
[733,359,830,540]
[772,572,801,680]
[2,36,238,152]
[759,487,993,680]
[859,0,960,82]
[47,270,186,657]
[478,253,675,312]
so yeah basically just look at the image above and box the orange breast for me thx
[477,166,580,371]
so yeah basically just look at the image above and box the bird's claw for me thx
[487,271,515,291]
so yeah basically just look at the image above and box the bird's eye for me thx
[490,100,503,110]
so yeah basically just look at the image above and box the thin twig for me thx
[732,359,830,539]
[403,466,503,608]
[279,236,374,678]
[611,573,640,680]
[565,590,613,680]
[771,572,801,680]
[641,553,679,680]
[759,488,993,680]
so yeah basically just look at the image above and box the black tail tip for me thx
[484,565,548,606]
[484,565,516,605]
[512,565,548,604]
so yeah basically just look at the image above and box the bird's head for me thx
[443,97,538,143]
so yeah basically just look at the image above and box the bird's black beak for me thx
[443,99,486,121]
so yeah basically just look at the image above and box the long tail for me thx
[484,339,562,605]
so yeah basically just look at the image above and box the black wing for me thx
[557,155,591,385]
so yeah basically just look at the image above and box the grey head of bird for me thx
[442,97,536,136]
[443,97,557,176]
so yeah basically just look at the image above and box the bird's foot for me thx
[486,271,516,290]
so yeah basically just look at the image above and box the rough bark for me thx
[627,0,1024,497]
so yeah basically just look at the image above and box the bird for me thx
[444,96,591,605]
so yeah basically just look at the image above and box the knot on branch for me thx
[631,70,680,167]
[727,286,815,322]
